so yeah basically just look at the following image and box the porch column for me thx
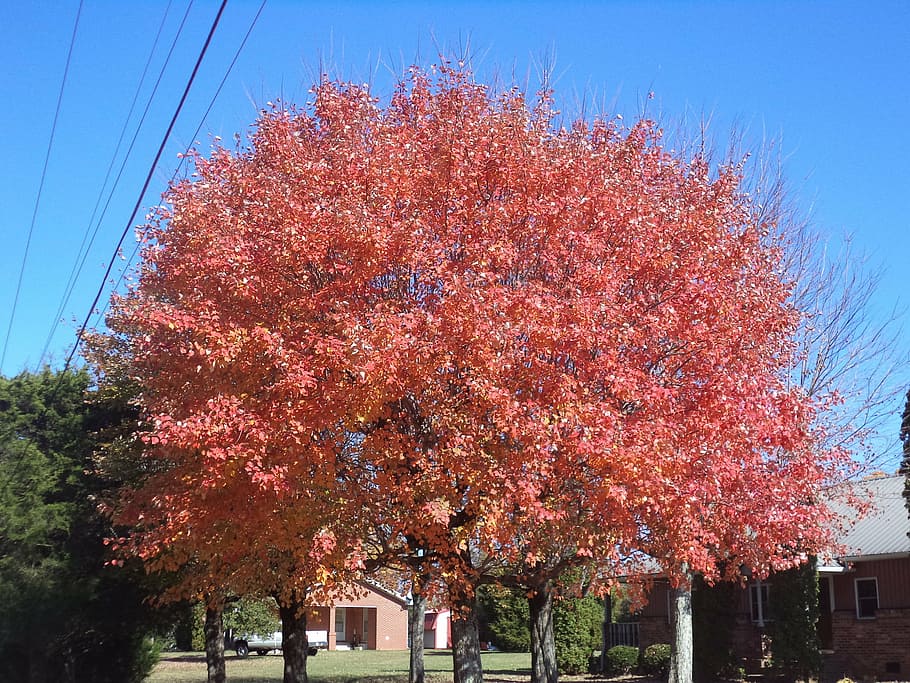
[328,605,337,650]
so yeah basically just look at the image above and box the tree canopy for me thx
[98,64,852,683]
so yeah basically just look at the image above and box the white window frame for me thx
[823,575,835,612]
[749,579,770,626]
[854,577,879,619]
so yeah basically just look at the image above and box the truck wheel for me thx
[256,649,268,656]
[235,642,249,658]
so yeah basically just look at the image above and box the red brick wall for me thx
[371,598,408,650]
[638,616,671,650]
[825,558,910,679]
[828,608,910,679]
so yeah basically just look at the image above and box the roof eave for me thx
[838,551,910,563]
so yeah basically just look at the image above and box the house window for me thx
[855,578,878,619]
[749,581,770,625]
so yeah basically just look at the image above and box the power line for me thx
[1,0,83,373]
[39,0,191,368]
[62,0,230,374]
[101,0,268,324]
[6,0,254,486]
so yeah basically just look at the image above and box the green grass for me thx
[147,649,534,683]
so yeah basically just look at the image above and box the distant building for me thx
[424,609,452,649]
[615,475,910,681]
[308,581,409,650]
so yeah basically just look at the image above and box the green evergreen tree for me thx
[691,576,738,682]
[765,561,821,680]
[0,369,157,682]
[477,585,530,652]
[553,593,602,675]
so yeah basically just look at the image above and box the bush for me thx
[554,593,603,675]
[641,643,671,678]
[692,576,738,680]
[606,645,639,675]
[477,584,531,652]
[765,562,821,680]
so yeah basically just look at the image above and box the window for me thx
[855,578,878,619]
[749,581,770,625]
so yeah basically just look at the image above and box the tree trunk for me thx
[450,594,483,683]
[409,579,428,683]
[529,580,558,683]
[204,600,226,683]
[669,574,693,683]
[279,594,310,683]
[600,590,612,674]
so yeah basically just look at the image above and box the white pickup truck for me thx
[233,629,328,657]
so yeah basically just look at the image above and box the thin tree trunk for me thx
[204,599,226,683]
[451,594,483,683]
[529,580,558,683]
[409,576,428,683]
[669,571,693,683]
[600,590,612,674]
[278,593,310,683]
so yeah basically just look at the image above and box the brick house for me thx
[307,581,409,650]
[626,475,910,680]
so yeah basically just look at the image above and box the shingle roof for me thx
[836,474,910,560]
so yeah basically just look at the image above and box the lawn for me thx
[147,649,541,683]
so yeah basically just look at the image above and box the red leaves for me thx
[100,63,849,602]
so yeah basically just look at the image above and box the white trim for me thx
[749,580,770,626]
[818,563,848,574]
[841,552,910,562]
[854,577,879,619]
[825,575,835,613]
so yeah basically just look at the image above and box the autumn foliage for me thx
[100,64,849,654]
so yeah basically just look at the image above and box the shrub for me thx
[641,643,671,678]
[765,562,821,680]
[606,645,639,675]
[554,593,603,675]
[477,584,531,652]
[692,576,738,680]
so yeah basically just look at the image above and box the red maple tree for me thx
[100,64,850,683]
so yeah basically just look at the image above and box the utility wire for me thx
[62,0,230,373]
[39,0,184,368]
[101,0,268,324]
[1,0,83,373]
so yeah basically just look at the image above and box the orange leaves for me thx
[98,63,851,603]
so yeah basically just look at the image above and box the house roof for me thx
[835,474,910,560]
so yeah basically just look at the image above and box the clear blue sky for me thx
[1,1,908,459]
